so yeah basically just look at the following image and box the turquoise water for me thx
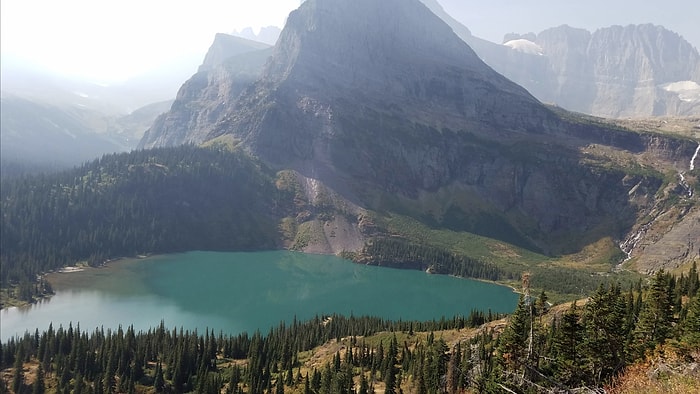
[1,251,517,340]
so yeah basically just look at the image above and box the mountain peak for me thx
[198,33,270,73]
[142,0,560,166]
[266,0,483,85]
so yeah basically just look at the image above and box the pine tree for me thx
[535,290,549,318]
[688,261,699,297]
[320,363,332,394]
[32,363,45,394]
[74,372,84,394]
[275,375,284,394]
[445,343,460,394]
[633,271,674,357]
[496,295,530,379]
[680,294,700,347]
[304,373,312,394]
[12,346,24,394]
[359,373,369,394]
[551,301,583,386]
[311,368,321,393]
[153,361,165,393]
[384,337,399,394]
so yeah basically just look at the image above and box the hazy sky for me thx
[1,0,299,82]
[441,0,700,47]
[2,0,698,83]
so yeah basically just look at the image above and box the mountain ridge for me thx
[137,0,699,272]
[471,25,700,117]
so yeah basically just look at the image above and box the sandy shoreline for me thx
[57,266,85,273]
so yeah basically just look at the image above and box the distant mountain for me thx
[0,57,187,177]
[498,24,700,117]
[233,26,283,46]
[0,94,123,177]
[1,58,190,114]
[418,1,700,117]
[139,0,699,273]
[0,91,172,178]
[199,34,271,72]
[139,34,272,148]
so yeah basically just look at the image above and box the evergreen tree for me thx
[535,290,549,318]
[496,295,530,380]
[153,362,165,393]
[359,373,369,394]
[12,346,25,394]
[384,337,399,394]
[304,373,312,394]
[551,301,583,386]
[74,372,84,394]
[679,293,700,348]
[688,261,699,297]
[633,271,674,357]
[445,343,460,394]
[32,364,45,394]
[275,375,284,394]
[311,368,321,393]
[582,284,628,385]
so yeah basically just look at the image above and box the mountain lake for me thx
[1,251,518,341]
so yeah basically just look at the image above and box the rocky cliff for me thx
[419,1,700,118]
[138,35,272,148]
[140,0,699,270]
[473,24,700,117]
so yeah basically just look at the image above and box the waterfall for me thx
[691,142,700,171]
[679,172,692,197]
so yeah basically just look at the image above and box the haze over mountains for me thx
[0,59,189,176]
[233,26,282,46]
[139,0,700,271]
[2,0,699,271]
[3,0,699,178]
[3,2,700,392]
[422,0,700,117]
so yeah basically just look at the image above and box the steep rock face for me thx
[234,26,282,46]
[591,25,700,116]
[198,34,270,73]
[140,0,699,259]
[138,35,272,149]
[471,24,700,117]
[209,0,554,165]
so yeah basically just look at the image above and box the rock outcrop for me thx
[483,25,700,117]
[139,35,272,148]
[420,0,700,117]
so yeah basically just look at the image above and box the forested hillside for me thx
[0,145,284,302]
[1,145,522,306]
[1,268,698,393]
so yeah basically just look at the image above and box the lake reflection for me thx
[1,251,518,340]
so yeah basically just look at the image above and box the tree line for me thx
[482,266,699,392]
[0,145,289,302]
[2,264,698,393]
[359,237,506,281]
[1,144,533,305]
[0,311,502,393]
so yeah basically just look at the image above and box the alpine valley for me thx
[138,0,700,277]
[3,0,700,393]
[3,0,699,303]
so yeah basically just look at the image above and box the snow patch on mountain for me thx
[503,39,543,56]
[662,81,700,102]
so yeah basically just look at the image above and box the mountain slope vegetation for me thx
[140,0,700,270]
[4,0,700,304]
[1,268,698,393]
[0,146,282,299]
